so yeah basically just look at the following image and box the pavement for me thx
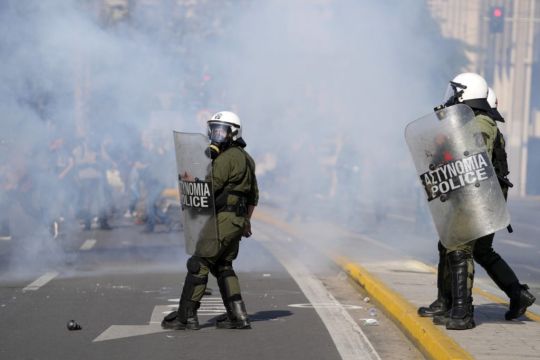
[0,214,423,360]
[254,206,540,360]
[1,200,538,360]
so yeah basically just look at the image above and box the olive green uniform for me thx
[178,144,258,321]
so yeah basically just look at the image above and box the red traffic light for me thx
[493,7,503,17]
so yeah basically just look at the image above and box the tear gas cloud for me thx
[0,0,467,275]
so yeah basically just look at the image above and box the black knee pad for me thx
[217,269,236,281]
[181,257,208,301]
[216,261,235,278]
[187,256,203,274]
[181,272,208,301]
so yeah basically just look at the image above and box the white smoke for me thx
[0,0,467,276]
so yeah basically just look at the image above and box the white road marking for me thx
[80,239,97,251]
[22,272,59,292]
[257,229,381,360]
[199,297,226,315]
[95,299,227,342]
[289,303,363,310]
[94,324,165,341]
[95,305,171,341]
[499,239,535,249]
[168,297,223,302]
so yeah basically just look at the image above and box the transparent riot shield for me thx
[405,104,510,249]
[173,132,219,257]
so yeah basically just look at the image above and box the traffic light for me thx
[489,6,505,33]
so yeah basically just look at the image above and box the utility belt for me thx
[216,190,248,217]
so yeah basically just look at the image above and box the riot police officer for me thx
[162,111,258,330]
[417,73,536,329]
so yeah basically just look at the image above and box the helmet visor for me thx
[208,122,231,144]
[443,81,467,106]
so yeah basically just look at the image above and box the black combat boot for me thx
[446,251,475,330]
[418,291,451,317]
[432,309,450,326]
[419,242,451,317]
[216,300,251,329]
[161,300,200,330]
[505,284,536,320]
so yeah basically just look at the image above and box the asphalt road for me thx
[0,217,422,360]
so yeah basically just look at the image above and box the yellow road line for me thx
[336,257,473,360]
[254,209,473,360]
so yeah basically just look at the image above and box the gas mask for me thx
[208,123,233,159]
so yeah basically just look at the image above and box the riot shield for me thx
[173,132,219,257]
[405,104,510,249]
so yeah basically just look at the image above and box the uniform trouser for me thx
[180,212,245,306]
[439,233,521,299]
[473,233,520,298]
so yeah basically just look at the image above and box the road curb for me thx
[335,257,473,360]
[254,209,474,360]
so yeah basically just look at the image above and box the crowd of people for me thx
[0,125,179,242]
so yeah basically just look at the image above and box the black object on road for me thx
[67,320,82,331]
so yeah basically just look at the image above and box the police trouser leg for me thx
[162,256,208,330]
[474,233,519,297]
[446,249,475,330]
[474,234,539,319]
[419,241,452,317]
[214,262,236,318]
[214,261,250,329]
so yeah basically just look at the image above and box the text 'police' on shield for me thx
[421,152,493,201]
[181,181,212,208]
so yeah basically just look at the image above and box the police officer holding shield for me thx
[406,73,535,330]
[162,111,258,331]
[415,77,535,328]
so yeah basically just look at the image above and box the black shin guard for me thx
[215,265,250,329]
[162,257,207,330]
[446,250,475,330]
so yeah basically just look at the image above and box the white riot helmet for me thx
[207,111,242,157]
[443,72,489,108]
[208,111,242,141]
[487,87,505,122]
[487,87,498,108]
